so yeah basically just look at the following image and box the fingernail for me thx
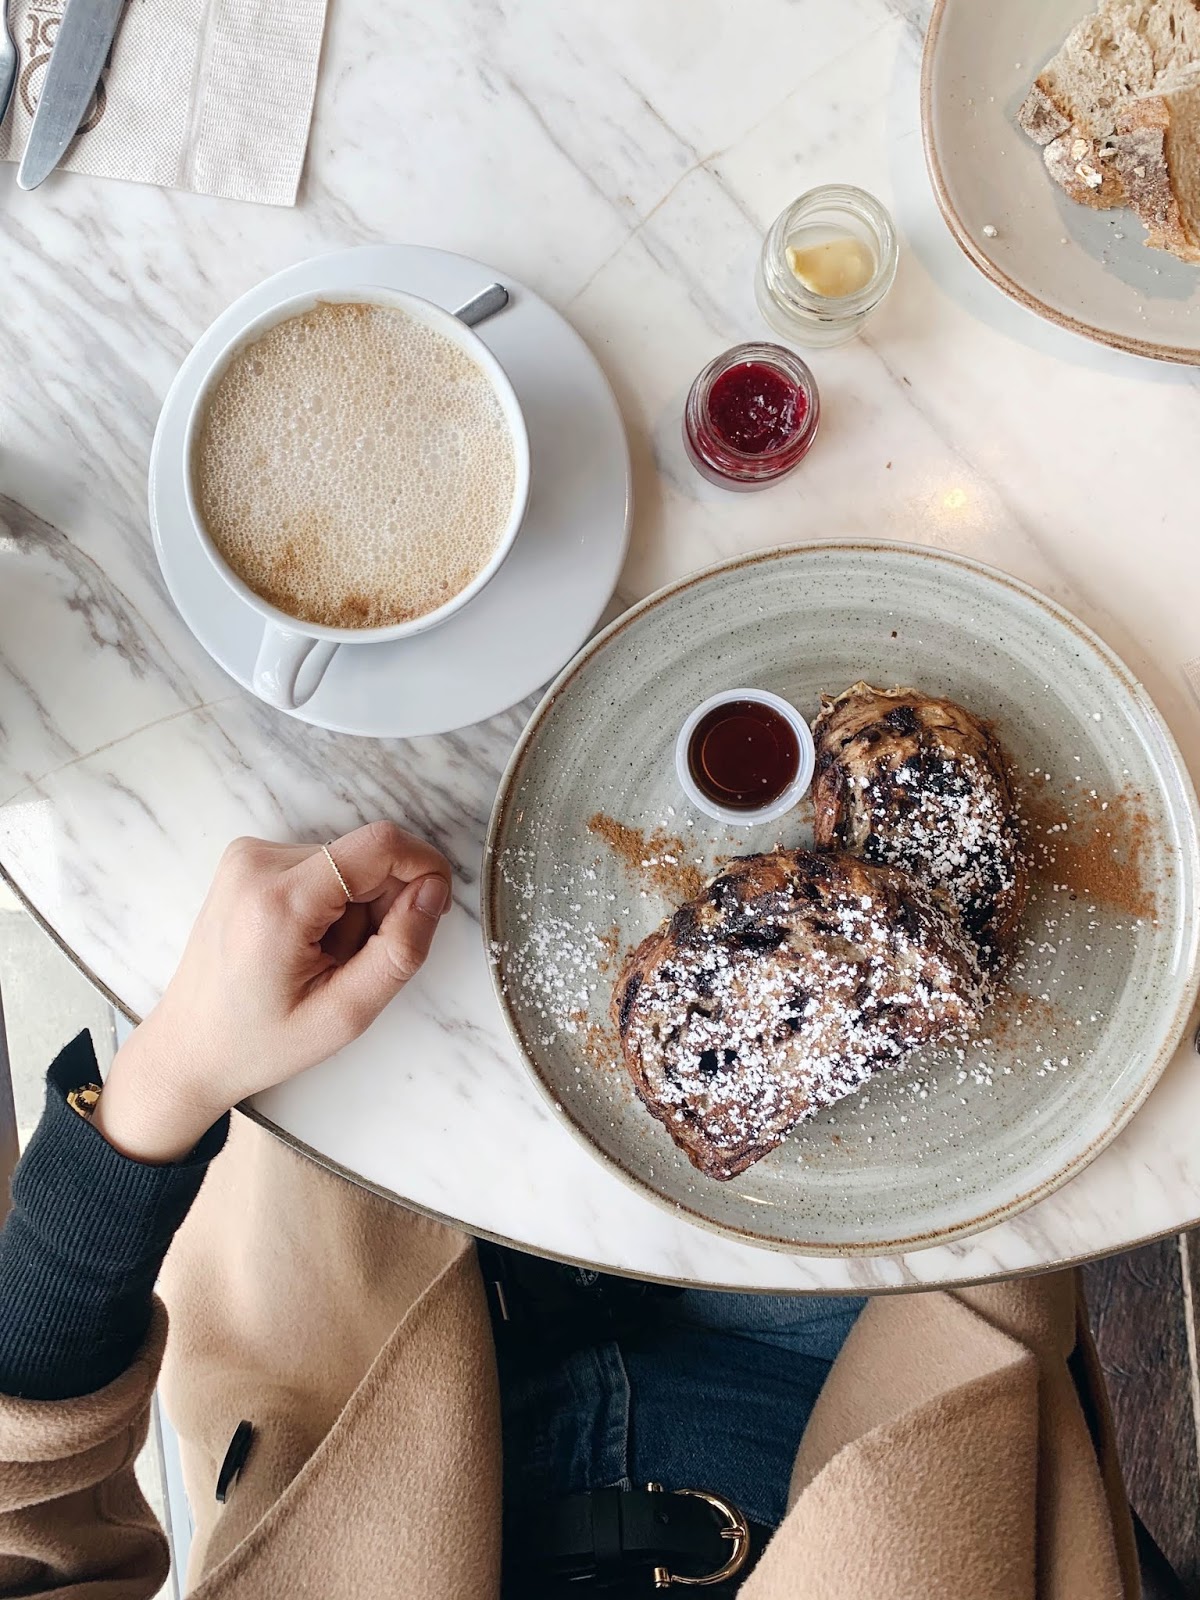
[415,876,450,919]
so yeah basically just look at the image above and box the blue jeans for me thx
[484,1246,864,1529]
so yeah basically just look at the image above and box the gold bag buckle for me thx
[645,1483,752,1589]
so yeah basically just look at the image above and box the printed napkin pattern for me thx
[0,0,328,205]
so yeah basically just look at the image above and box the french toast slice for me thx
[612,849,985,1181]
[812,684,1028,973]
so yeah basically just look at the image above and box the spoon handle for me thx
[453,282,510,328]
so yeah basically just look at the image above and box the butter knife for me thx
[17,0,126,190]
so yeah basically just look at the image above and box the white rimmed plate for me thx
[923,0,1200,363]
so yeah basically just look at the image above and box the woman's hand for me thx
[93,822,453,1163]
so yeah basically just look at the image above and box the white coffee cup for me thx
[183,286,531,710]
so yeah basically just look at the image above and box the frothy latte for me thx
[192,300,517,630]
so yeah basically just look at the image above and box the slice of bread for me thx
[1018,0,1200,211]
[811,684,1028,974]
[1019,0,1161,208]
[612,850,985,1181]
[1115,71,1200,258]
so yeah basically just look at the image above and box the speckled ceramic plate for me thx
[923,0,1200,363]
[484,542,1200,1254]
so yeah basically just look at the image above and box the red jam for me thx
[683,342,820,491]
[707,363,806,454]
[687,699,801,810]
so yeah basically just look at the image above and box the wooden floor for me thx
[1084,1231,1200,1596]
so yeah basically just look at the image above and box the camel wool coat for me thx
[0,1113,1138,1600]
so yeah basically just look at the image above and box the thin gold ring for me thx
[321,842,353,902]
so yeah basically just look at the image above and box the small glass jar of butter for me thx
[756,184,898,348]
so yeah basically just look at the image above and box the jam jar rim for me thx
[674,686,816,826]
[762,183,899,320]
[684,341,820,472]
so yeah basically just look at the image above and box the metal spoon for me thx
[453,282,509,328]
[0,0,17,127]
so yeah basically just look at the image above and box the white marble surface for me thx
[1,0,1199,1291]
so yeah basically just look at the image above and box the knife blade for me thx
[17,0,126,190]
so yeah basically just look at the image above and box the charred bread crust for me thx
[612,849,985,1181]
[811,683,1028,972]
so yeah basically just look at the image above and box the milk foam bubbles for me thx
[193,300,517,629]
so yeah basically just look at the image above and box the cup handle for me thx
[253,623,338,710]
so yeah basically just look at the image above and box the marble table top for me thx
[1,0,1198,1292]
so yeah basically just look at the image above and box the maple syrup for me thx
[687,698,802,810]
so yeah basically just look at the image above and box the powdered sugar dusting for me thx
[617,853,986,1178]
[812,685,1028,972]
[859,749,1020,964]
[490,843,621,1045]
[488,758,1161,1188]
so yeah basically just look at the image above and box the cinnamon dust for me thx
[568,1008,622,1074]
[1021,783,1157,920]
[596,923,622,974]
[586,813,706,902]
[984,988,1063,1048]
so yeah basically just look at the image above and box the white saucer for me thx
[149,245,632,737]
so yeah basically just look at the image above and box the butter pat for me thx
[785,236,875,298]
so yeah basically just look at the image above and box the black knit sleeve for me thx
[0,1031,228,1400]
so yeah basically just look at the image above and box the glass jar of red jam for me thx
[683,343,820,491]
